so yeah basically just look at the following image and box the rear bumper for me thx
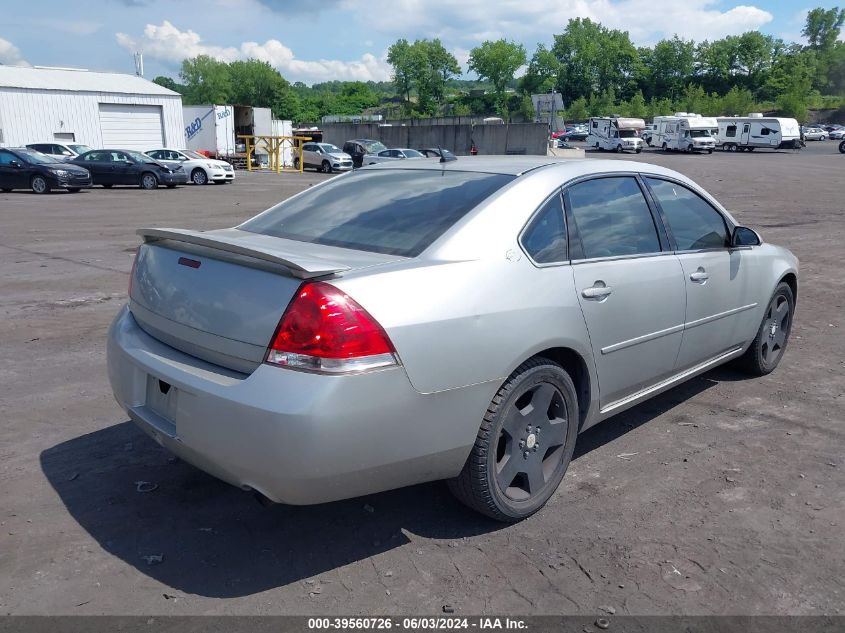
[107,306,491,504]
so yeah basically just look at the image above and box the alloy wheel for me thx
[761,294,791,367]
[494,381,569,501]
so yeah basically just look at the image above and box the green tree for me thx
[552,18,639,101]
[626,90,648,118]
[387,39,416,106]
[803,7,845,51]
[179,55,231,104]
[468,39,527,114]
[227,59,289,108]
[564,96,589,121]
[519,44,560,94]
[717,86,756,116]
[648,36,695,100]
[387,38,460,114]
[152,75,184,94]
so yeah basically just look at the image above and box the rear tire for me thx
[140,172,158,190]
[1,188,12,192]
[448,358,579,522]
[735,282,794,376]
[839,140,845,154]
[31,175,50,194]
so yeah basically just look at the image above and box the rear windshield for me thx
[240,169,515,257]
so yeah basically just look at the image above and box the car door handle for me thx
[689,268,709,283]
[582,283,612,299]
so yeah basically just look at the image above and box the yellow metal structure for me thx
[237,135,312,173]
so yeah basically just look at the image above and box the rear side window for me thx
[521,193,567,263]
[726,125,736,138]
[566,177,660,259]
[241,170,515,257]
[646,178,728,250]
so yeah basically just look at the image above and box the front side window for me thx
[241,170,515,257]
[521,193,567,264]
[567,177,661,259]
[646,178,728,251]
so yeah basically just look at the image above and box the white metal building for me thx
[0,66,183,151]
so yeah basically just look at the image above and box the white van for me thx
[587,117,645,153]
[716,114,801,151]
[653,114,718,153]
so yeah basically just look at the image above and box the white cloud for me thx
[0,37,30,67]
[352,0,773,46]
[116,20,392,83]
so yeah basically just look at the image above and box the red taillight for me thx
[266,282,397,373]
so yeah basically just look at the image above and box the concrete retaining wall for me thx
[321,123,549,156]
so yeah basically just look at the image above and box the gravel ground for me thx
[0,142,843,616]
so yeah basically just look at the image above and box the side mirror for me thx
[732,226,761,247]
[10,160,21,168]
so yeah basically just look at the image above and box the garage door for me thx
[98,104,164,151]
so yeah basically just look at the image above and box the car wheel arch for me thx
[779,272,798,302]
[506,346,595,431]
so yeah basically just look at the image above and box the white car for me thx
[296,142,353,173]
[26,143,92,162]
[145,149,235,185]
[827,128,845,139]
[802,127,827,141]
[365,148,426,165]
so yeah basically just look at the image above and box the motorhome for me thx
[653,113,718,153]
[716,114,801,151]
[587,117,645,153]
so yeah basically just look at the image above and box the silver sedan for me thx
[107,157,798,521]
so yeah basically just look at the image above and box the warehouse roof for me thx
[0,65,180,96]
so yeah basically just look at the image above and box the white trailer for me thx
[653,114,717,153]
[716,114,801,151]
[183,105,236,158]
[183,104,277,163]
[587,117,644,153]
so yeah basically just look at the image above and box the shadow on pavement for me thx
[41,367,734,598]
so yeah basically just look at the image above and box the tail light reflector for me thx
[266,282,397,374]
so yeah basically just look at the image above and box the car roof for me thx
[348,139,381,143]
[360,156,697,181]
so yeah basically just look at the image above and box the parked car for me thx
[145,149,235,185]
[295,142,353,173]
[0,147,91,193]
[25,142,92,162]
[72,149,188,189]
[342,139,388,168]
[108,157,798,522]
[364,148,425,165]
[561,126,589,141]
[417,148,457,160]
[828,128,845,140]
[556,140,576,149]
[802,127,827,141]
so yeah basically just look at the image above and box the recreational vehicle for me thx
[653,114,718,153]
[587,117,645,153]
[716,114,801,151]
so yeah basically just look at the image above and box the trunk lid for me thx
[129,228,403,374]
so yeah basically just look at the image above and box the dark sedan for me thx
[0,147,92,194]
[71,149,188,189]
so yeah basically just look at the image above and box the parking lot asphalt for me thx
[1,143,843,616]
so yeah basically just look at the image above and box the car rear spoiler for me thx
[137,228,351,279]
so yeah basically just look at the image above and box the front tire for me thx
[736,282,794,376]
[140,172,158,190]
[839,140,845,154]
[191,168,208,185]
[31,175,50,194]
[321,160,332,173]
[2,188,12,192]
[449,358,579,522]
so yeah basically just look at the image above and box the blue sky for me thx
[0,0,840,84]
